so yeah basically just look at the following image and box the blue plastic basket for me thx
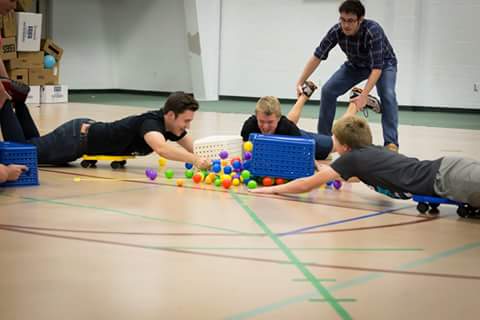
[0,141,39,187]
[249,134,315,179]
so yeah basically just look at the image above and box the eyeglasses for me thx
[339,17,358,25]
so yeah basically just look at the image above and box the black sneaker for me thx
[350,87,382,116]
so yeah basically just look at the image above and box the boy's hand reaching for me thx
[7,164,28,181]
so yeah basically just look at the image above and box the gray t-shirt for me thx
[330,145,442,199]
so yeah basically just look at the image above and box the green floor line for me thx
[227,240,480,319]
[21,196,249,235]
[230,192,352,320]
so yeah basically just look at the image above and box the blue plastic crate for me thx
[0,141,39,187]
[248,134,315,179]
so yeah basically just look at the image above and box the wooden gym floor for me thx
[1,103,479,320]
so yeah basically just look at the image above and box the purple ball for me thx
[145,168,157,180]
[333,180,342,190]
[219,150,229,159]
[243,151,252,160]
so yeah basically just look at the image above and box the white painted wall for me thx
[220,0,480,109]
[49,0,480,109]
[50,0,192,91]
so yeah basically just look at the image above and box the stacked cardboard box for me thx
[1,5,67,104]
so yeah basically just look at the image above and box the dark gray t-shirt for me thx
[330,145,443,199]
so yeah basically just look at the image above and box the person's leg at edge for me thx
[13,101,40,139]
[0,100,28,143]
[375,64,399,149]
[317,63,369,135]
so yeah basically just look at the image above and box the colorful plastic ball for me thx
[243,151,252,160]
[212,163,222,173]
[204,175,213,184]
[221,174,232,181]
[214,178,222,187]
[207,172,216,181]
[230,157,241,165]
[145,168,157,180]
[232,160,242,170]
[185,162,193,169]
[326,180,334,187]
[219,150,229,159]
[164,169,174,179]
[333,180,342,190]
[244,141,253,152]
[275,178,286,185]
[232,178,240,186]
[241,170,251,180]
[223,165,232,174]
[176,179,184,187]
[158,157,167,167]
[222,179,232,189]
[192,172,203,184]
[221,159,229,167]
[44,54,56,69]
[247,180,258,189]
[185,169,194,179]
[243,160,251,170]
[262,177,274,186]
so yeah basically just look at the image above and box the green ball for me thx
[241,170,251,180]
[165,169,174,179]
[184,169,194,178]
[247,180,257,189]
[214,178,222,187]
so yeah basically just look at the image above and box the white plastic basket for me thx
[193,135,243,161]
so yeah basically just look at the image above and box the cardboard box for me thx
[2,11,16,38]
[17,0,34,12]
[28,68,57,86]
[7,51,43,69]
[41,38,63,61]
[1,37,17,60]
[26,85,40,104]
[16,12,42,52]
[40,85,68,104]
[9,69,28,84]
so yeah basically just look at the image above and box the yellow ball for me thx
[176,179,184,187]
[158,157,168,167]
[204,176,213,184]
[221,159,229,167]
[243,141,253,152]
[208,173,216,181]
[232,178,240,186]
[222,174,232,181]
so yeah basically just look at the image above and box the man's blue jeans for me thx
[318,62,399,146]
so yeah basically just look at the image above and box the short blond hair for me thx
[332,115,372,149]
[255,96,281,118]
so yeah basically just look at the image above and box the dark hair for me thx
[339,0,365,19]
[163,91,199,117]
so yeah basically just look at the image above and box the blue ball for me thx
[243,160,251,170]
[44,55,56,69]
[185,162,193,169]
[223,165,232,174]
[212,164,221,173]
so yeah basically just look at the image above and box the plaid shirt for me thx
[314,19,397,69]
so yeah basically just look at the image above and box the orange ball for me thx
[192,172,203,184]
[222,179,232,189]
[275,178,286,185]
[262,177,274,186]
[176,179,184,187]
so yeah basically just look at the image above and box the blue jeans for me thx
[300,130,333,160]
[318,62,399,146]
[0,101,92,165]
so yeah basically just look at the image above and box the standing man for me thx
[296,0,399,151]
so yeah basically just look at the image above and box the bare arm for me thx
[250,165,340,194]
[176,134,194,153]
[351,69,382,109]
[296,56,321,96]
[144,131,209,169]
[286,94,309,125]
